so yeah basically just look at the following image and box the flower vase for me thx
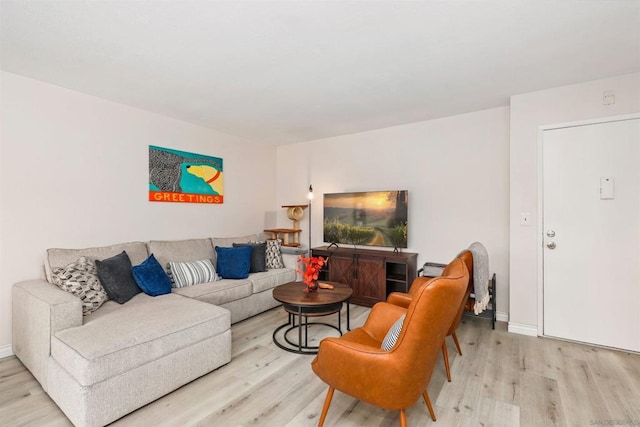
[305,280,319,293]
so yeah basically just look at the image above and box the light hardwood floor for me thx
[1,305,639,426]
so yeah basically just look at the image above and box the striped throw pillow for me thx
[167,259,217,288]
[381,314,406,351]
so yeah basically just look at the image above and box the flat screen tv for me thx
[323,190,408,248]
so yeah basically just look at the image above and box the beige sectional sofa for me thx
[12,233,298,427]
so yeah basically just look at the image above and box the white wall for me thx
[0,72,278,351]
[509,72,640,334]
[276,107,510,317]
[5,70,635,353]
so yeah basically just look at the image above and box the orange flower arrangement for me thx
[297,255,327,293]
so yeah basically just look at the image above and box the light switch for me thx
[520,212,531,226]
[600,177,614,199]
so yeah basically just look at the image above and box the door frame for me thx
[536,112,640,336]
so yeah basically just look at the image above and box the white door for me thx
[543,118,640,352]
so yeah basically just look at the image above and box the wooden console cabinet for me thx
[311,246,418,307]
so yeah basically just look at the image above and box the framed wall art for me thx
[149,145,224,204]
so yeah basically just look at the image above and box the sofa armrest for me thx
[12,280,82,391]
[281,253,300,271]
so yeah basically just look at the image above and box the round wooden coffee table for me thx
[272,281,352,354]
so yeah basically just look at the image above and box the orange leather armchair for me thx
[311,258,468,426]
[388,251,474,382]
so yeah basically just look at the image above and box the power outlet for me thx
[520,212,531,226]
[603,90,615,105]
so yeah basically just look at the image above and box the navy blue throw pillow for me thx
[215,246,252,279]
[95,251,142,304]
[132,254,172,297]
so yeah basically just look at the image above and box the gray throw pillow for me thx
[381,314,406,351]
[233,242,267,273]
[51,256,108,316]
[95,251,141,304]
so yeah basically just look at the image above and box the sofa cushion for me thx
[132,254,172,296]
[233,242,267,273]
[51,293,230,387]
[171,279,252,305]
[95,251,141,304]
[51,256,108,316]
[249,268,297,294]
[45,242,148,283]
[215,246,251,279]
[147,238,215,277]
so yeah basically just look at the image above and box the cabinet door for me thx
[352,256,386,306]
[328,255,354,284]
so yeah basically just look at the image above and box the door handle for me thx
[546,230,556,238]
[546,241,556,249]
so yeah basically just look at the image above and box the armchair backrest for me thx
[457,250,474,294]
[386,257,468,407]
[408,249,473,296]
[406,276,430,298]
[448,250,473,335]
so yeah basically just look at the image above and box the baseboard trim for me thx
[496,311,508,323]
[508,322,538,337]
[0,344,14,359]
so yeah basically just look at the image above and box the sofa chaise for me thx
[12,233,298,427]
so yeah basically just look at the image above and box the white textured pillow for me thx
[381,314,406,351]
[265,239,284,269]
[168,259,217,288]
[51,256,108,316]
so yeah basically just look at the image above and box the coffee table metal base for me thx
[272,302,350,355]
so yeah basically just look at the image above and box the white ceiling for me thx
[2,1,639,145]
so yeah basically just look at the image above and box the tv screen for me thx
[323,190,408,248]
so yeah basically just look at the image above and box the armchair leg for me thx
[318,387,335,427]
[399,408,407,427]
[452,331,462,355]
[422,391,437,421]
[442,342,451,382]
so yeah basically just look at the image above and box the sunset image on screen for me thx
[323,191,408,248]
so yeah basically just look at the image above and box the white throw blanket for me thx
[468,242,490,315]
